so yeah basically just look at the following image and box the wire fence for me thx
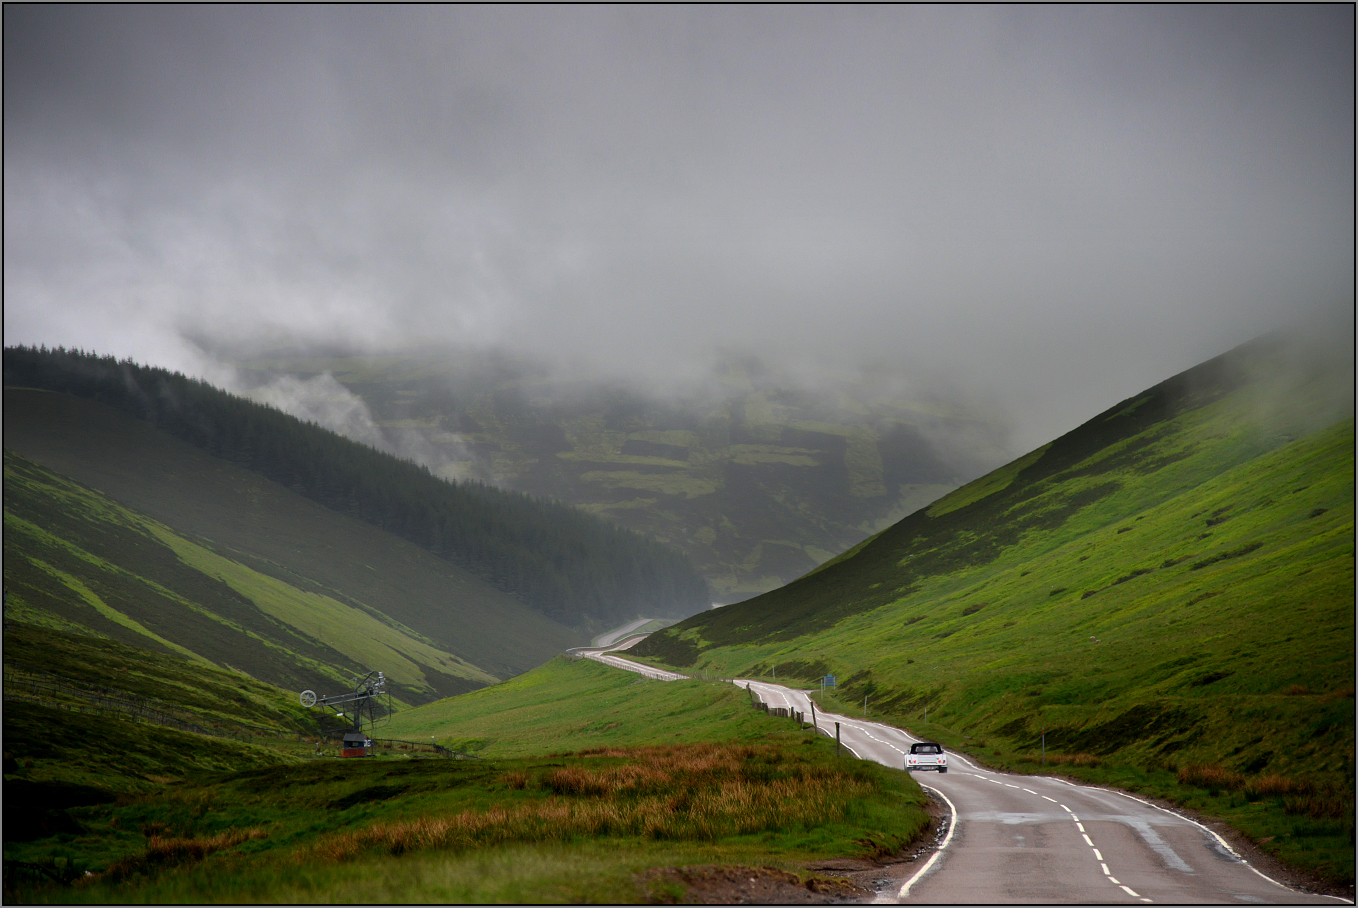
[373,738,480,760]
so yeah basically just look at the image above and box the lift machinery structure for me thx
[300,671,390,757]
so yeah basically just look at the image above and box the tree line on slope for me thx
[3,346,711,627]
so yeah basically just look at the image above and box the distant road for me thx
[591,618,657,648]
[570,648,688,682]
[583,654,1343,904]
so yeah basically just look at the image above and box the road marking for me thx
[715,677,1174,904]
[598,670,1287,905]
[1081,784,1343,898]
[893,784,959,901]
[1061,810,1149,903]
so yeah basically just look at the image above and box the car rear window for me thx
[912,744,941,754]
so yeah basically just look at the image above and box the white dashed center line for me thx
[1059,802,1152,903]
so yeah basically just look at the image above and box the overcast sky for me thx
[5,6,1353,451]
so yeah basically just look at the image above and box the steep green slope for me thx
[4,388,580,681]
[385,656,811,757]
[633,337,1354,781]
[4,346,711,626]
[2,623,312,787]
[4,449,500,702]
[231,349,1005,599]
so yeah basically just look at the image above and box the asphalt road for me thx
[739,679,1344,905]
[575,649,688,681]
[571,650,1346,904]
[591,618,657,648]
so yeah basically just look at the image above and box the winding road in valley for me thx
[578,650,1345,904]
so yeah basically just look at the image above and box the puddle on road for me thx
[963,811,1065,825]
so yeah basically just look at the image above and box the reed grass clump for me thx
[312,743,873,863]
[1178,763,1246,791]
[97,828,267,884]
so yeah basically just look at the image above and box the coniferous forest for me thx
[3,346,711,627]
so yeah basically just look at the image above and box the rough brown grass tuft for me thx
[308,743,872,863]
[1246,774,1315,798]
[96,828,266,884]
[1319,686,1355,704]
[1178,763,1245,791]
[1283,792,1353,820]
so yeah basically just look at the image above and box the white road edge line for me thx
[892,784,959,902]
[1070,781,1348,900]
[603,668,1327,907]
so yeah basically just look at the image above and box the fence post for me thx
[836,722,841,756]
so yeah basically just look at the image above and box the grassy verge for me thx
[382,656,806,757]
[801,684,1354,888]
[5,657,930,903]
[639,412,1355,887]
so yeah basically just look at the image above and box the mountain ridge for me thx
[4,346,711,629]
[630,335,1354,807]
[227,348,1007,599]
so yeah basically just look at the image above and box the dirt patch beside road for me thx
[638,794,951,903]
[639,865,868,904]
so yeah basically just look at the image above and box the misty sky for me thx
[5,6,1353,452]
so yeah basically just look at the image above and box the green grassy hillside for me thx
[4,387,588,689]
[4,347,711,628]
[232,349,1005,599]
[4,448,499,703]
[384,655,814,757]
[4,645,928,904]
[631,336,1354,881]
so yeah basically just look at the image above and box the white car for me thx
[907,741,948,773]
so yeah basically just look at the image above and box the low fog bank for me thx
[1242,316,1356,440]
[220,342,1017,493]
[207,296,1354,495]
[7,6,1351,459]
